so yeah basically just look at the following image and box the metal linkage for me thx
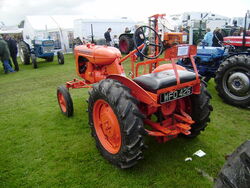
[66,78,92,89]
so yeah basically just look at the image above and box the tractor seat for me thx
[133,70,197,93]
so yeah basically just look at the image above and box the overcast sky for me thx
[0,0,249,25]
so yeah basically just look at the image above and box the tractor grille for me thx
[42,46,54,53]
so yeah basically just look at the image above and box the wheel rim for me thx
[93,99,121,154]
[120,40,128,52]
[58,92,67,112]
[222,67,250,100]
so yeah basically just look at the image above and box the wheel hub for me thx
[100,108,115,138]
[58,92,66,112]
[227,72,249,96]
[93,99,121,154]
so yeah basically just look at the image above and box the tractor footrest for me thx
[175,123,191,135]
[174,113,194,124]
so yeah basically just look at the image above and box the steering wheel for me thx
[219,41,236,52]
[133,26,163,59]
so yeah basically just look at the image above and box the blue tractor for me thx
[178,11,250,108]
[178,46,229,82]
[19,38,64,69]
[177,43,250,108]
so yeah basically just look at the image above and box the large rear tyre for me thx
[19,41,30,65]
[214,140,250,188]
[184,82,213,138]
[119,35,134,54]
[88,79,145,168]
[215,55,250,108]
[57,85,73,117]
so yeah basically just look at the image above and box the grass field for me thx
[0,54,249,188]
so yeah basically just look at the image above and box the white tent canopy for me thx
[25,15,82,31]
[0,28,23,34]
[23,15,85,52]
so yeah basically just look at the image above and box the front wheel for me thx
[31,54,38,69]
[57,52,64,64]
[19,41,30,65]
[46,56,54,62]
[57,85,73,117]
[215,55,250,108]
[88,79,145,168]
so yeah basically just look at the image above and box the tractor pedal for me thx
[176,123,191,135]
[176,123,191,130]
[174,114,194,124]
[182,130,191,135]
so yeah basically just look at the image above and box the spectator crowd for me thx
[0,34,19,74]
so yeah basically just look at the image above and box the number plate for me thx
[160,87,193,103]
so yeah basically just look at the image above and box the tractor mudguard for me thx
[107,74,158,107]
[222,52,250,62]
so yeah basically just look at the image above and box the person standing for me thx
[124,27,131,33]
[203,28,213,46]
[104,28,112,46]
[4,34,19,71]
[212,28,223,47]
[0,35,15,74]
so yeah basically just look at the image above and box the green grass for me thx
[0,54,249,188]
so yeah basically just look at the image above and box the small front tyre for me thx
[31,54,38,69]
[57,85,73,117]
[57,51,64,65]
[46,56,54,62]
[215,55,250,108]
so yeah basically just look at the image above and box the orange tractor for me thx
[57,26,212,168]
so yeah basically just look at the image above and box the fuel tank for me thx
[75,44,121,65]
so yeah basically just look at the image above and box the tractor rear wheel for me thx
[19,41,30,65]
[57,85,73,117]
[184,82,213,138]
[31,54,38,69]
[88,79,145,168]
[214,140,250,188]
[119,35,134,54]
[215,55,250,108]
[57,52,64,64]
